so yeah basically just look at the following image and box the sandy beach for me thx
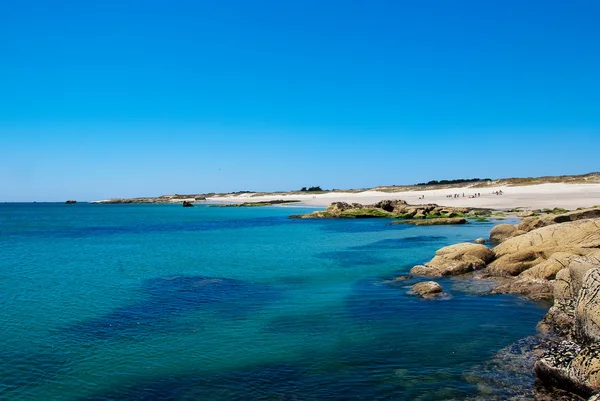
[207,183,600,210]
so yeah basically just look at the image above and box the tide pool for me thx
[0,204,546,400]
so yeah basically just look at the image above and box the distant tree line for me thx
[416,178,492,186]
[300,186,323,192]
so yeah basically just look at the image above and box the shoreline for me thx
[206,183,600,210]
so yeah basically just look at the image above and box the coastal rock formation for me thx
[65,200,77,204]
[391,217,467,226]
[182,201,194,207]
[486,218,600,277]
[411,281,443,298]
[489,223,521,243]
[531,252,600,398]
[94,194,208,204]
[517,207,600,232]
[491,278,555,301]
[406,210,600,398]
[290,200,487,220]
[410,243,494,277]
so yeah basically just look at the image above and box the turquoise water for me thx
[0,204,546,400]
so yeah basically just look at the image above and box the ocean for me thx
[0,203,547,400]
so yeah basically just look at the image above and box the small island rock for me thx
[412,281,443,298]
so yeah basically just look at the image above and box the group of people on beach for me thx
[446,193,481,198]
[493,190,504,195]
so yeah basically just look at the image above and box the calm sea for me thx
[0,203,546,400]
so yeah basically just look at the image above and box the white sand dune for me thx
[207,183,600,210]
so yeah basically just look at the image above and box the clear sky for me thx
[1,0,599,201]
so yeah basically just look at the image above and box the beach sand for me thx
[207,183,600,210]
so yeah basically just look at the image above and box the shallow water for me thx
[0,204,546,400]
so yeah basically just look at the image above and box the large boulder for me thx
[489,224,520,243]
[410,243,494,277]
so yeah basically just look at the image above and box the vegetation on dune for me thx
[300,186,324,192]
[416,178,492,186]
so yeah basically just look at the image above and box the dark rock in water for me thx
[65,200,77,204]
[64,276,281,341]
[182,201,194,207]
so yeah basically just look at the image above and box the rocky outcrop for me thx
[486,219,600,277]
[520,252,584,280]
[518,207,600,232]
[489,223,522,243]
[491,278,555,301]
[411,281,443,298]
[410,243,495,277]
[533,251,600,398]
[290,200,488,220]
[406,211,600,398]
[391,217,467,226]
[65,200,77,204]
[182,201,194,207]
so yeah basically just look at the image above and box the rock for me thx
[570,344,600,391]
[518,210,535,217]
[412,281,443,297]
[411,243,495,277]
[488,219,600,277]
[392,218,467,226]
[554,268,574,307]
[575,268,600,343]
[474,238,486,244]
[372,199,407,212]
[491,278,554,301]
[487,249,546,277]
[534,340,596,399]
[518,207,600,232]
[489,224,519,242]
[326,202,358,215]
[520,252,582,280]
[394,275,411,281]
[65,200,77,204]
[182,201,194,207]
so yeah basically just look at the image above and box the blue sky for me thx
[1,0,599,201]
